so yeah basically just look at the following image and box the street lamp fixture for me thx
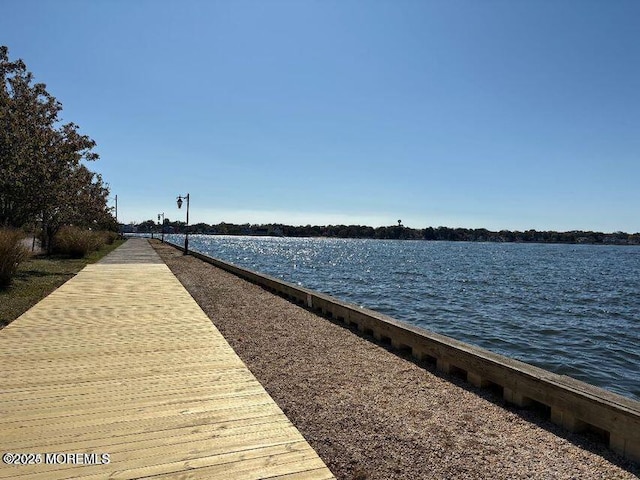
[176,194,190,254]
[157,212,165,243]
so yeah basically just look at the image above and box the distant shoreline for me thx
[127,221,640,246]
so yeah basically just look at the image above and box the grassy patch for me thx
[0,238,126,329]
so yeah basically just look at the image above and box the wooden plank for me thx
[0,383,267,422]
[0,369,254,401]
[5,405,286,450]
[4,416,292,455]
[8,442,319,480]
[0,378,259,410]
[126,447,327,480]
[1,393,277,434]
[1,427,307,479]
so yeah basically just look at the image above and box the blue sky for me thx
[2,0,639,232]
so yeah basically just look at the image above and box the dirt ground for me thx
[152,241,639,480]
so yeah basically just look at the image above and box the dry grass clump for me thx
[0,228,30,287]
[100,230,119,245]
[53,226,103,258]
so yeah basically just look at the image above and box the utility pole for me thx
[115,194,120,236]
[158,213,165,243]
[176,194,190,255]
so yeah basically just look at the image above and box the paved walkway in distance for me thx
[0,238,334,480]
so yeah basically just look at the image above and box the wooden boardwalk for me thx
[0,239,335,480]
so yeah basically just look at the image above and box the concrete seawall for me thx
[167,240,640,463]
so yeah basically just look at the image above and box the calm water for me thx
[167,234,640,400]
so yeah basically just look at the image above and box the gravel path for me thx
[152,241,638,480]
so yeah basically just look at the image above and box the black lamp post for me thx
[157,212,165,243]
[176,194,189,254]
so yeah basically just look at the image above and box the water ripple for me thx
[168,235,640,400]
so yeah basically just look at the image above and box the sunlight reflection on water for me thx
[168,234,640,400]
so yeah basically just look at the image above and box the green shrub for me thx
[0,228,30,287]
[53,226,104,258]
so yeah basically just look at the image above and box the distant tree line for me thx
[131,219,640,245]
[0,46,116,252]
